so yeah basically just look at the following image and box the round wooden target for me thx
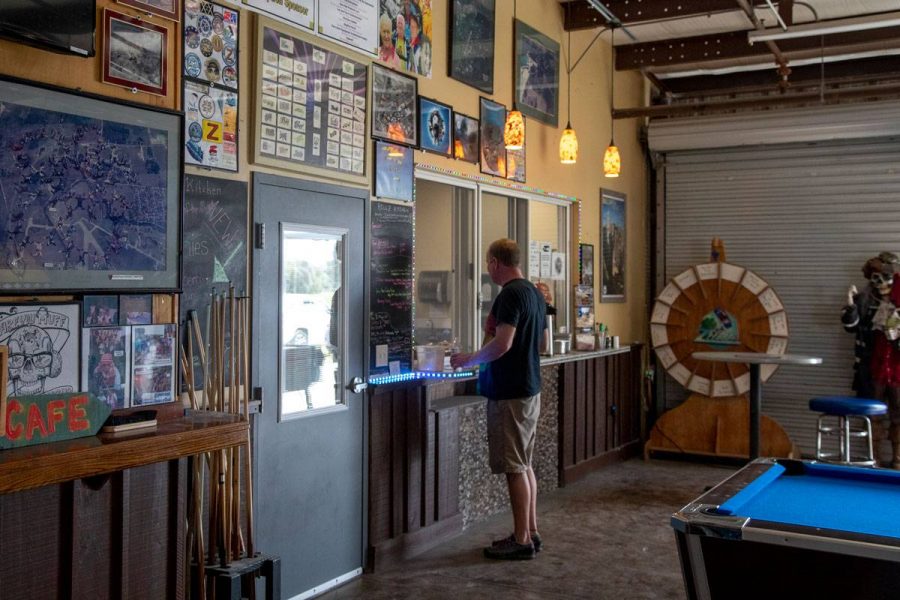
[650,262,789,398]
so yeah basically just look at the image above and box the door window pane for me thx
[280,225,344,417]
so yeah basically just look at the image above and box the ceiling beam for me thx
[613,83,900,119]
[616,25,900,70]
[562,0,750,30]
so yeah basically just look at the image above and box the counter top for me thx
[540,345,633,366]
[0,410,247,494]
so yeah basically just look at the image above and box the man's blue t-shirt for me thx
[479,278,547,400]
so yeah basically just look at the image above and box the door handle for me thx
[346,376,368,394]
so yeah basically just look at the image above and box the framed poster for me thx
[183,0,239,90]
[374,141,414,202]
[601,189,626,302]
[132,324,177,405]
[184,80,239,171]
[418,96,452,156]
[453,112,478,163]
[0,303,80,397]
[120,295,153,325]
[378,0,432,77]
[319,0,378,56]
[448,0,494,92]
[84,296,120,327]
[103,9,168,97]
[371,63,417,147]
[506,144,525,183]
[82,326,131,410]
[479,97,506,178]
[0,77,181,293]
[579,243,594,286]
[255,18,369,183]
[514,19,559,126]
[118,0,179,21]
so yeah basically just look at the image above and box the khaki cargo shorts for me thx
[487,394,540,474]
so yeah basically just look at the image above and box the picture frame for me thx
[378,0,433,77]
[103,9,169,97]
[452,112,479,163]
[506,143,525,183]
[84,296,120,327]
[120,295,154,325]
[371,63,418,147]
[579,243,594,286]
[418,96,453,156]
[514,19,559,126]
[0,303,81,398]
[374,141,414,202]
[0,77,182,293]
[132,324,177,405]
[601,189,626,302]
[117,0,179,21]
[448,0,495,93]
[479,97,506,178]
[82,326,131,410]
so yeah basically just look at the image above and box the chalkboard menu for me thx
[181,175,248,389]
[370,201,413,375]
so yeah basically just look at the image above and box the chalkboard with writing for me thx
[181,174,248,389]
[370,201,413,375]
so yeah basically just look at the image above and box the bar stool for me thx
[809,396,888,466]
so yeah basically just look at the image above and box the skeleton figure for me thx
[8,324,62,396]
[842,252,900,468]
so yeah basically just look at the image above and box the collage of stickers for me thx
[183,0,239,171]
[258,24,368,176]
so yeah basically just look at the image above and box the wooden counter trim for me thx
[0,412,247,494]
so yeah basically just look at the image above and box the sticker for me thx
[276,143,291,158]
[223,23,236,41]
[328,87,341,101]
[200,38,213,57]
[211,35,224,53]
[340,157,351,171]
[352,133,364,147]
[188,121,203,142]
[261,125,276,140]
[263,50,278,66]
[186,140,204,162]
[279,36,294,54]
[326,140,338,155]
[277,99,291,113]
[352,160,363,174]
[293,60,307,76]
[291,132,305,146]
[352,120,363,134]
[326,154,338,168]
[277,113,292,129]
[224,10,237,24]
[291,146,305,161]
[262,64,278,81]
[312,133,321,155]
[329,114,340,128]
[185,0,201,14]
[313,106,321,128]
[292,117,306,132]
[352,146,363,160]
[185,53,202,78]
[341,91,353,105]
[222,41,236,66]
[340,143,352,158]
[329,73,341,87]
[279,55,293,71]
[198,94,216,119]
[277,128,291,144]
[205,58,221,82]
[342,60,354,75]
[202,119,223,142]
[185,26,200,49]
[198,15,212,36]
[261,80,277,97]
[261,95,277,111]
[293,75,307,89]
[262,110,276,125]
[292,89,307,104]
[260,139,276,155]
[353,95,365,109]
[222,66,237,87]
[212,13,224,35]
[342,77,354,92]
[313,49,326,64]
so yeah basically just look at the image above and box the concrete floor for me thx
[325,458,735,600]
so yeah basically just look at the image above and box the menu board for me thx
[318,0,378,56]
[370,201,413,375]
[257,21,368,177]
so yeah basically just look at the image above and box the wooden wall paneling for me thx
[585,357,595,457]
[575,360,587,464]
[424,408,436,526]
[125,461,174,600]
[630,345,644,442]
[437,408,460,519]
[606,356,617,451]
[71,477,114,600]
[0,485,63,599]
[170,458,186,600]
[118,470,131,599]
[368,391,393,545]
[390,390,407,538]
[405,391,424,532]
[593,357,605,457]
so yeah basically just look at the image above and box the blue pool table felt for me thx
[716,462,900,540]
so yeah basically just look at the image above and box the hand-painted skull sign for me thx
[0,304,79,397]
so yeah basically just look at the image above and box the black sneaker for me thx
[484,537,535,560]
[492,533,543,553]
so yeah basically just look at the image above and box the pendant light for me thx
[559,30,578,164]
[504,0,525,151]
[603,27,620,177]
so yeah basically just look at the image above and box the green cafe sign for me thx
[1,392,110,450]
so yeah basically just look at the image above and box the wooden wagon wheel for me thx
[651,262,789,398]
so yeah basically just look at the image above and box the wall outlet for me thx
[375,344,388,367]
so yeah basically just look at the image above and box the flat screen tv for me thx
[0,0,96,57]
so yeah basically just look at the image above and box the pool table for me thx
[671,459,900,600]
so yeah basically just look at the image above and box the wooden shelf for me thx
[0,410,247,494]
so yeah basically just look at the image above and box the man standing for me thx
[451,238,547,560]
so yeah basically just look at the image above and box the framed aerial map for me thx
[0,77,182,293]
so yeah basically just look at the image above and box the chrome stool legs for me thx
[815,414,877,466]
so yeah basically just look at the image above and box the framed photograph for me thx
[84,296,120,327]
[82,326,131,410]
[601,189,626,302]
[448,0,495,93]
[118,0,179,21]
[453,113,479,163]
[0,77,181,293]
[514,19,559,126]
[479,97,506,177]
[378,0,433,77]
[374,141,414,202]
[507,144,525,183]
[0,303,80,397]
[132,324,177,405]
[371,63,417,147]
[120,295,153,325]
[580,243,595,286]
[183,0,239,90]
[103,9,168,97]
[418,97,452,156]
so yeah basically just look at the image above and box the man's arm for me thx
[450,323,515,369]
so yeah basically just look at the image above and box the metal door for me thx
[252,173,367,598]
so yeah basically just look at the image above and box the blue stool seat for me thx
[809,396,888,416]
[809,396,888,466]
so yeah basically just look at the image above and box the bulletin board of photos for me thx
[0,299,178,413]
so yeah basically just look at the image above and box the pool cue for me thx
[241,295,255,558]
[189,310,209,411]
[232,294,246,558]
